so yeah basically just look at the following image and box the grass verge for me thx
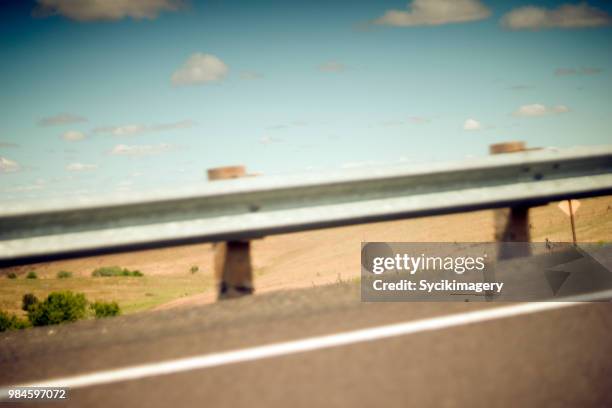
[0,275,213,317]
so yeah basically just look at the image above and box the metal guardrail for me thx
[1,145,611,266]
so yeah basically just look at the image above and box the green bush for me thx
[92,266,143,277]
[22,293,39,311]
[26,271,38,279]
[90,301,121,318]
[0,310,30,332]
[27,291,88,327]
[190,265,199,274]
[7,272,17,279]
[91,266,120,277]
[57,271,73,279]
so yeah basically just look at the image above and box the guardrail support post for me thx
[490,142,531,259]
[207,166,254,300]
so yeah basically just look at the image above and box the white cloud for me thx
[95,120,194,136]
[551,105,570,113]
[38,113,87,126]
[66,162,98,172]
[2,184,44,193]
[171,53,228,86]
[516,104,547,116]
[463,118,482,131]
[374,0,491,27]
[501,3,610,30]
[513,104,570,117]
[116,180,133,190]
[408,116,430,124]
[240,71,264,80]
[379,120,405,127]
[110,143,172,156]
[34,0,181,22]
[266,120,309,131]
[111,125,147,137]
[62,130,86,141]
[0,157,20,173]
[150,119,195,131]
[260,135,282,145]
[318,61,347,73]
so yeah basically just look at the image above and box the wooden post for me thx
[490,142,531,259]
[207,165,254,300]
[568,200,577,245]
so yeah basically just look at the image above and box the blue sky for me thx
[0,0,611,200]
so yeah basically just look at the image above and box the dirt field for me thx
[1,195,610,315]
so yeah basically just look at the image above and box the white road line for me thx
[1,289,611,399]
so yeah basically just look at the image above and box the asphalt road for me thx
[1,282,612,408]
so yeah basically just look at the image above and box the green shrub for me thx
[27,291,88,327]
[92,266,143,277]
[57,271,73,279]
[26,271,38,279]
[91,266,120,277]
[0,310,30,331]
[7,272,17,279]
[90,301,121,318]
[22,293,39,311]
[190,265,199,274]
